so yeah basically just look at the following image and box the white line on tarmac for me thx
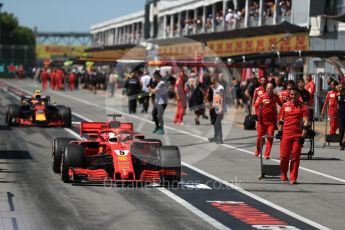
[156,188,230,230]
[0,80,335,229]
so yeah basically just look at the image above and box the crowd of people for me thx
[164,0,292,35]
[35,67,110,94]
[122,69,226,140]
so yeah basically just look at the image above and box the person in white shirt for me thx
[108,70,118,97]
[225,9,234,24]
[140,70,151,113]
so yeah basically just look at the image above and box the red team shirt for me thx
[255,93,282,123]
[305,81,315,104]
[253,86,266,103]
[280,100,309,138]
[324,90,339,115]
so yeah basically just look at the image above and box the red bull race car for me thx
[52,114,181,184]
[5,89,72,127]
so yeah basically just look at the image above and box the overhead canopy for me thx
[151,21,308,45]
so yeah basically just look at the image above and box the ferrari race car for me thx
[52,115,181,184]
[5,89,72,127]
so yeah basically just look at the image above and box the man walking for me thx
[150,71,168,135]
[279,87,309,184]
[124,71,141,114]
[174,71,186,125]
[254,83,282,158]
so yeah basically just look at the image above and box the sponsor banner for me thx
[36,44,87,59]
[158,32,309,59]
[87,47,146,61]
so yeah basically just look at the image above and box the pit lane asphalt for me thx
[1,79,345,229]
[0,89,215,230]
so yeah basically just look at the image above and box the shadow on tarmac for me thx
[301,157,342,161]
[0,125,12,130]
[0,150,32,160]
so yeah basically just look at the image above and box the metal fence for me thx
[0,44,36,76]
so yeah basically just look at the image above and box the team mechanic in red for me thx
[279,87,309,184]
[40,68,49,92]
[305,74,315,106]
[321,80,339,135]
[254,83,282,158]
[252,76,267,115]
[174,71,186,125]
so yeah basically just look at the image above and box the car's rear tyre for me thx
[6,104,20,126]
[57,106,72,127]
[158,146,181,185]
[61,144,84,183]
[52,138,76,173]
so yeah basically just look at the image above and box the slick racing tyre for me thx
[6,104,20,126]
[158,146,181,185]
[57,106,72,127]
[61,144,84,183]
[52,138,76,173]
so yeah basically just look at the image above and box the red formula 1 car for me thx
[52,115,181,184]
[5,90,71,127]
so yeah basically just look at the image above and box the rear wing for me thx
[80,122,107,137]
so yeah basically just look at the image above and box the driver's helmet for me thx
[33,89,42,99]
[108,132,117,143]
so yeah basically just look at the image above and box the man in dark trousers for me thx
[337,84,345,150]
[208,79,225,144]
[150,71,168,135]
[124,71,141,114]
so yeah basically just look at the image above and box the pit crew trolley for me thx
[258,135,281,180]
